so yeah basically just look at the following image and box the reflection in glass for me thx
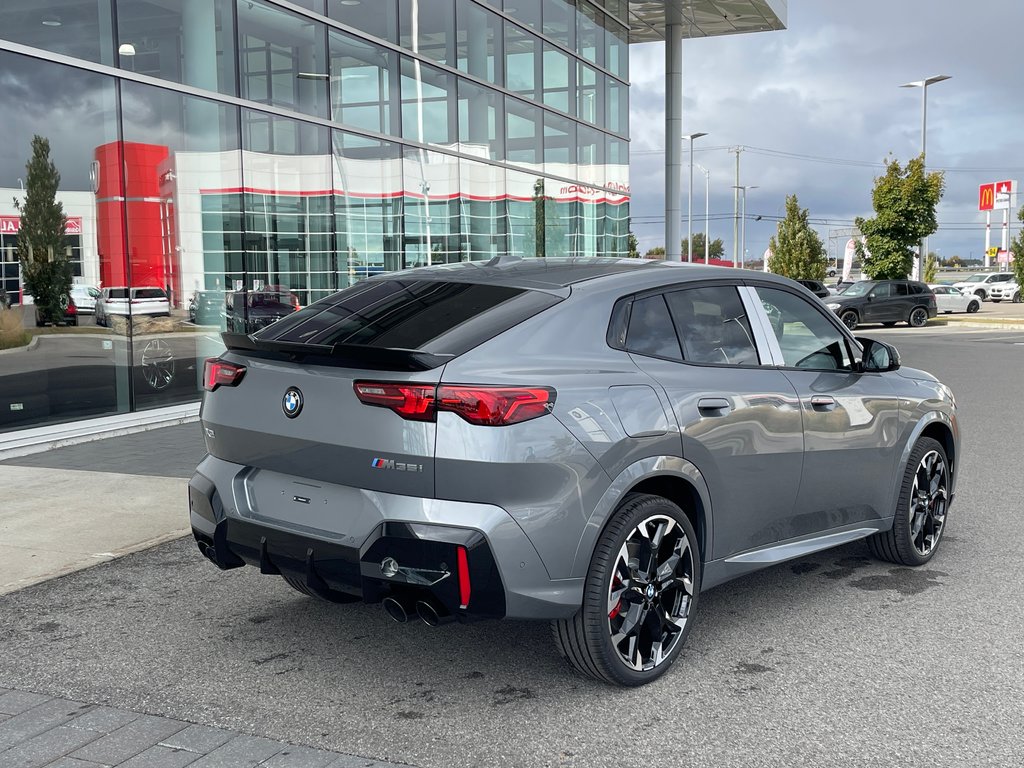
[455,1,502,82]
[1,0,115,66]
[242,111,331,312]
[577,2,603,66]
[328,0,397,43]
[460,158,506,261]
[237,0,329,119]
[399,0,455,66]
[542,44,571,113]
[458,79,503,160]
[506,97,541,166]
[505,22,538,100]
[0,51,129,430]
[116,0,236,94]
[403,148,460,266]
[329,29,398,136]
[543,111,575,175]
[577,62,598,124]
[333,132,403,285]
[400,57,455,145]
[543,0,574,47]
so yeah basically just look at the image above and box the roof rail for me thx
[485,255,524,267]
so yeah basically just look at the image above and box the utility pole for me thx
[731,147,743,267]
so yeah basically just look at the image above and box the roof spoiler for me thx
[221,332,453,372]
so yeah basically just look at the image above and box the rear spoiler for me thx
[221,332,452,372]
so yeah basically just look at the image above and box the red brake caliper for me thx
[609,574,623,619]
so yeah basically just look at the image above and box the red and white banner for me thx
[0,216,83,236]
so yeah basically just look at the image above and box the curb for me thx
[0,402,201,461]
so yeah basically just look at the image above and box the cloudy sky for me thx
[627,0,1024,265]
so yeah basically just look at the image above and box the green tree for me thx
[14,136,71,325]
[855,155,945,280]
[626,219,640,258]
[645,246,666,258]
[532,177,546,258]
[923,252,938,283]
[1010,205,1024,293]
[767,194,827,279]
[681,232,724,261]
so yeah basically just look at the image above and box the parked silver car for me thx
[190,258,959,686]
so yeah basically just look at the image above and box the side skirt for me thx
[701,520,892,591]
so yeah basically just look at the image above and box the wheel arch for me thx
[569,457,714,579]
[892,411,959,512]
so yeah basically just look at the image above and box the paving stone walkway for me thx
[0,688,406,768]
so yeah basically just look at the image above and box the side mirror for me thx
[857,337,900,373]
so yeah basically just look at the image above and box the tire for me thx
[1013,292,1021,304]
[839,310,858,331]
[908,306,929,327]
[552,494,700,686]
[967,301,980,313]
[868,437,949,566]
[975,290,987,301]
[281,574,360,603]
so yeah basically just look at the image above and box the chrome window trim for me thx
[738,284,784,367]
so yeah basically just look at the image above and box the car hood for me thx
[896,366,938,383]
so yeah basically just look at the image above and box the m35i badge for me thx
[282,387,303,418]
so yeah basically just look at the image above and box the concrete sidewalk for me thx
[0,423,413,768]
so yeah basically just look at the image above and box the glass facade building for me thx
[0,0,631,432]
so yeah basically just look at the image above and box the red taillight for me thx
[353,382,435,421]
[353,382,555,426]
[203,358,246,391]
[66,301,77,315]
[436,386,555,426]
[457,545,471,609]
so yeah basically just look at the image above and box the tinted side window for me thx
[134,288,167,299]
[108,288,129,299]
[893,283,909,296]
[756,287,853,371]
[909,283,925,294]
[625,295,682,360]
[871,283,892,298]
[665,286,759,366]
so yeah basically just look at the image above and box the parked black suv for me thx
[825,280,936,330]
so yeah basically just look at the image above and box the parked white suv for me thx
[96,286,170,326]
[951,272,1014,301]
[988,277,1021,303]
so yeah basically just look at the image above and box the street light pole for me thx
[900,74,951,281]
[733,184,758,269]
[682,132,707,263]
[696,163,710,262]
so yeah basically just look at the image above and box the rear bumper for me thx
[188,455,583,620]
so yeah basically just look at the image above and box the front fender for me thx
[569,455,714,579]
[890,409,960,514]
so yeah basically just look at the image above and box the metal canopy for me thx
[628,0,788,43]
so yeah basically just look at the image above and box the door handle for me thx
[697,397,732,415]
[809,395,837,410]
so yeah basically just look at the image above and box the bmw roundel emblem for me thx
[282,387,303,418]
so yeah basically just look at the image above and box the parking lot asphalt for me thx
[1,326,1023,767]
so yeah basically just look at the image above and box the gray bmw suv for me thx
[189,258,959,686]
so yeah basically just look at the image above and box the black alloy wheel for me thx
[908,307,929,327]
[868,437,949,566]
[553,494,700,686]
[839,310,858,331]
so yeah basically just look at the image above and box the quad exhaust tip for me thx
[415,598,454,627]
[382,595,411,623]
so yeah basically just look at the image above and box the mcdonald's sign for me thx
[979,183,995,211]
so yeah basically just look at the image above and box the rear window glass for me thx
[107,288,129,299]
[256,279,561,355]
[134,288,167,299]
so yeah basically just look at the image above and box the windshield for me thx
[963,275,984,283]
[839,281,874,298]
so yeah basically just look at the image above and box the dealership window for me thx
[577,62,599,124]
[328,0,398,44]
[543,111,575,175]
[459,158,507,261]
[237,0,329,119]
[0,0,115,66]
[606,79,626,134]
[458,79,503,160]
[542,44,571,113]
[329,29,398,137]
[543,0,575,48]
[506,0,542,32]
[400,57,455,145]
[576,2,603,67]
[332,132,404,286]
[455,1,502,82]
[116,0,236,94]
[403,148,461,267]
[505,22,539,101]
[606,19,627,80]
[399,0,455,67]
[506,98,542,166]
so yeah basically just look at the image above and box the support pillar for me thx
[664,25,682,261]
